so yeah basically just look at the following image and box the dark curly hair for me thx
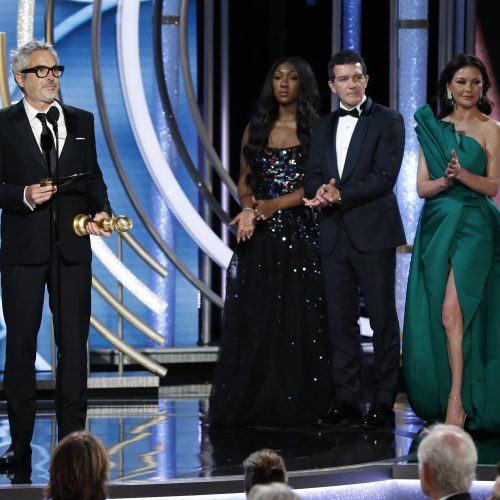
[242,56,320,188]
[438,53,492,118]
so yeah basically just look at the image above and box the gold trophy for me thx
[73,214,133,236]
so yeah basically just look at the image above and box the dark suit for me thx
[304,97,406,408]
[445,494,471,499]
[0,100,110,447]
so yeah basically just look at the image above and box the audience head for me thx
[46,431,109,500]
[417,423,477,499]
[247,482,298,500]
[243,448,287,494]
[489,462,500,500]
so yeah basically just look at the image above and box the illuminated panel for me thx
[395,1,428,324]
[343,0,361,51]
[16,0,35,47]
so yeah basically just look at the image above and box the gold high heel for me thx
[447,394,467,429]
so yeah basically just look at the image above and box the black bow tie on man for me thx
[338,107,360,118]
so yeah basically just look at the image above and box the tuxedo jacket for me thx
[0,100,111,265]
[304,97,406,254]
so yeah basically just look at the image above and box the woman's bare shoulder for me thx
[482,115,500,141]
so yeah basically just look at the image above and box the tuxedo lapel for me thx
[58,102,76,167]
[341,97,373,183]
[10,101,48,172]
[326,113,340,181]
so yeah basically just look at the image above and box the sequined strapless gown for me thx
[208,146,331,426]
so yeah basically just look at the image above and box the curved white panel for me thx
[91,236,167,314]
[116,0,232,270]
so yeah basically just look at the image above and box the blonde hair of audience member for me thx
[46,431,109,500]
[417,424,477,499]
[489,462,500,500]
[248,482,299,500]
[243,448,287,494]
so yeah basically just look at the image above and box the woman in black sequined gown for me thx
[207,57,331,427]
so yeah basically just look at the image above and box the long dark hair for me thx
[438,53,492,118]
[242,56,320,177]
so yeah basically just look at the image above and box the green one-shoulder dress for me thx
[403,105,500,433]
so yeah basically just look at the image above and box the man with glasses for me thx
[0,40,112,473]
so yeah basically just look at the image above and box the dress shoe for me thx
[316,400,363,426]
[0,444,31,470]
[360,402,395,428]
[8,468,32,485]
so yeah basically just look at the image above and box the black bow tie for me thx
[338,107,360,118]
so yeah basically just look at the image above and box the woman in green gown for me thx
[403,54,500,432]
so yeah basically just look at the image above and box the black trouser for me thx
[321,223,400,407]
[2,255,91,445]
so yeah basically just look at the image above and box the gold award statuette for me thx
[73,214,133,236]
[40,178,54,187]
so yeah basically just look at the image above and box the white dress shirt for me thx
[335,95,367,178]
[23,99,67,209]
[23,98,67,156]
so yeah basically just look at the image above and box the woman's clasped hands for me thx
[230,197,280,243]
[230,207,256,243]
[444,148,463,182]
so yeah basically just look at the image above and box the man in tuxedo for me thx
[304,50,406,427]
[0,41,111,471]
[418,424,476,500]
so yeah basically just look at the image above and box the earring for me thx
[446,90,454,106]
[478,92,483,105]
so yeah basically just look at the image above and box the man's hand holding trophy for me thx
[73,213,133,236]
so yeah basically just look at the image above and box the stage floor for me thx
[0,393,499,498]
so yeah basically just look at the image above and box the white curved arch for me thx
[91,237,167,314]
[116,0,232,270]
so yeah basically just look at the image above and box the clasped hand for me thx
[230,197,279,243]
[303,178,340,207]
[230,209,255,243]
[444,148,463,182]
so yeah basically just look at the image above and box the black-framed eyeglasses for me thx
[20,65,64,78]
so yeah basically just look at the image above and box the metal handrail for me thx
[90,316,167,377]
[0,33,10,108]
[92,276,165,345]
[120,232,168,278]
